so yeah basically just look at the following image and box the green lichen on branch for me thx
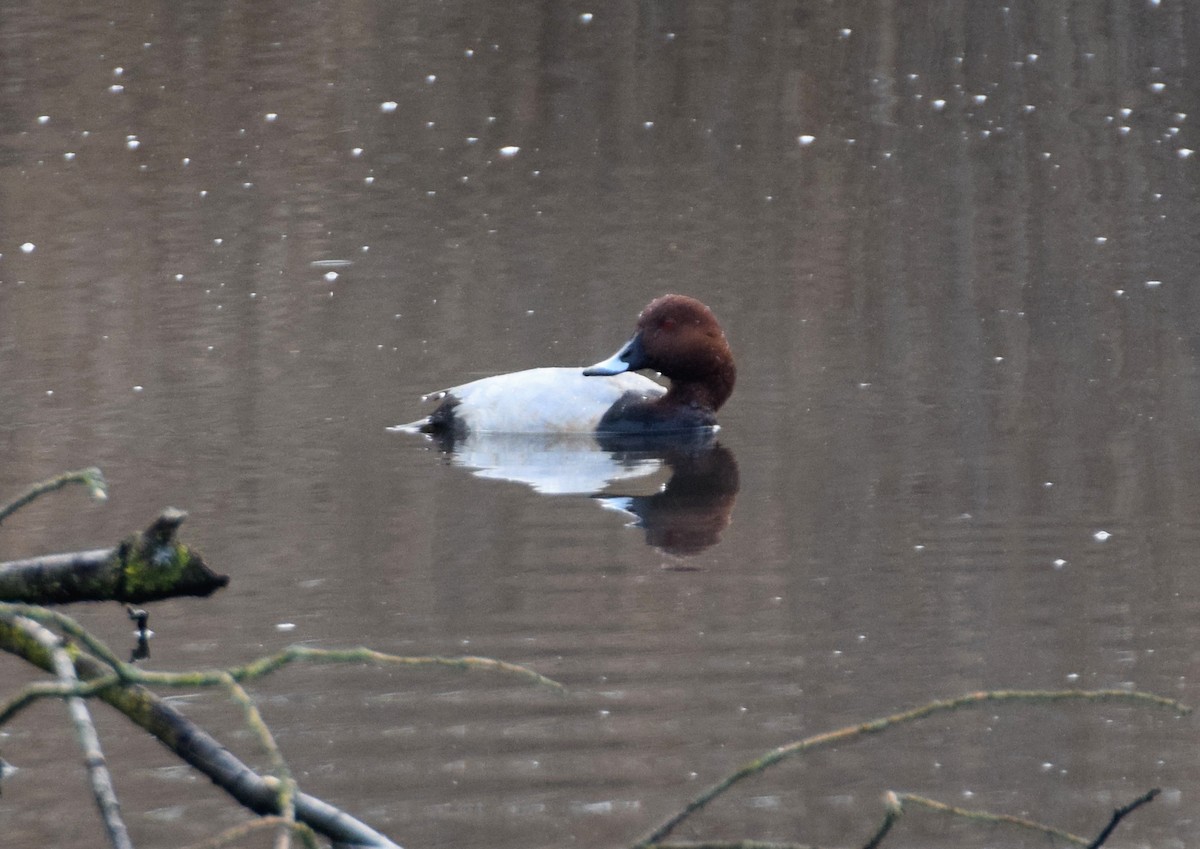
[115,523,203,599]
[0,509,228,604]
[110,507,228,602]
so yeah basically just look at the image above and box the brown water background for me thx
[2,2,1199,847]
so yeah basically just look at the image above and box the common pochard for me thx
[397,294,735,435]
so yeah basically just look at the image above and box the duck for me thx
[396,294,735,436]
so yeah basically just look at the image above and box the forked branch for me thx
[636,689,1189,847]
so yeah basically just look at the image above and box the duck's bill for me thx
[583,335,643,376]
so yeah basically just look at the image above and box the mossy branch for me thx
[1,603,131,670]
[636,689,1190,847]
[0,605,562,848]
[0,651,563,727]
[0,612,406,849]
[0,508,229,604]
[0,676,121,727]
[218,671,299,832]
[223,645,565,692]
[0,467,107,527]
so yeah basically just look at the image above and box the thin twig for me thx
[1086,788,1160,849]
[0,467,107,526]
[0,606,563,696]
[177,816,320,849]
[124,645,563,693]
[0,677,120,727]
[13,615,132,849]
[217,672,299,841]
[635,689,1189,847]
[229,645,565,692]
[897,792,1088,845]
[0,610,563,848]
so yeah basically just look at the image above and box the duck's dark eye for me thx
[660,317,677,330]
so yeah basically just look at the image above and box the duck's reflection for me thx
[417,430,739,555]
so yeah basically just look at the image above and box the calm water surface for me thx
[2,3,1199,848]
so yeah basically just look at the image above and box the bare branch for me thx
[1,604,131,669]
[0,676,119,727]
[897,792,1087,845]
[0,467,107,526]
[635,689,1189,847]
[1086,788,1160,849]
[0,615,403,849]
[861,791,903,849]
[0,609,561,848]
[11,615,133,849]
